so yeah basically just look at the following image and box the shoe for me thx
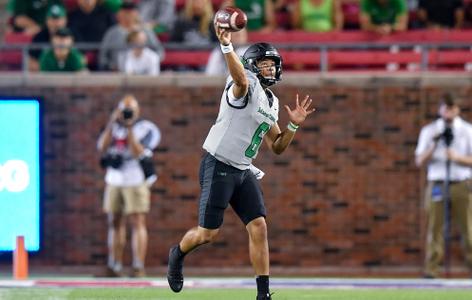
[167,245,184,293]
[256,292,273,300]
[130,268,146,278]
[422,273,436,279]
[105,266,123,278]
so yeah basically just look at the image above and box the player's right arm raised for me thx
[215,26,248,99]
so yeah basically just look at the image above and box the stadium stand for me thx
[2,0,472,72]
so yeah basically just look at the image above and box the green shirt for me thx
[39,48,85,72]
[235,0,265,31]
[361,0,407,25]
[103,0,123,13]
[12,0,63,26]
[301,0,334,32]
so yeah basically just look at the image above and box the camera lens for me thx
[122,108,133,120]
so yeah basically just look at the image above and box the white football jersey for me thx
[203,70,279,170]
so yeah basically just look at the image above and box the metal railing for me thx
[1,41,472,74]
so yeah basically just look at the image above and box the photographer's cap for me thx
[47,5,66,19]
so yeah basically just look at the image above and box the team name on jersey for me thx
[257,107,276,123]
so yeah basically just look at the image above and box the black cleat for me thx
[167,245,184,293]
[256,292,273,300]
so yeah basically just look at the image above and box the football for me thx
[214,7,247,32]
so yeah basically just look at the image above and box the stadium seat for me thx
[161,50,211,69]
[0,32,33,70]
[248,30,472,44]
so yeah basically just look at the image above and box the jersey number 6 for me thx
[245,122,270,158]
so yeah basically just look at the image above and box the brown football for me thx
[214,7,247,32]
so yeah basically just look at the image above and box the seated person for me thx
[39,27,86,72]
[99,2,165,71]
[418,0,464,29]
[360,0,408,35]
[291,0,344,32]
[69,0,116,43]
[170,0,217,45]
[205,28,249,75]
[29,4,67,72]
[223,0,276,32]
[118,30,161,76]
[9,0,63,35]
[138,0,176,33]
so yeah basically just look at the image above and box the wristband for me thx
[287,121,299,132]
[220,43,234,54]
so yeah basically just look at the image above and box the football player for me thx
[167,26,315,300]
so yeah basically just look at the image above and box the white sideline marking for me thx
[0,278,471,289]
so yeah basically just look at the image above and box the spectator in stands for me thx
[170,0,217,45]
[69,0,116,43]
[138,0,176,34]
[418,0,465,29]
[10,0,63,35]
[29,4,67,72]
[39,27,86,72]
[223,0,276,32]
[118,30,161,76]
[360,0,408,35]
[97,94,161,278]
[290,0,344,32]
[99,1,165,71]
[205,28,249,75]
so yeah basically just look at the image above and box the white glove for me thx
[249,164,265,180]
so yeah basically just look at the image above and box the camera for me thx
[435,126,454,146]
[100,153,123,169]
[122,108,134,120]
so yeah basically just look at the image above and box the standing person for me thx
[223,0,276,32]
[97,94,161,277]
[166,25,315,300]
[290,0,344,32]
[360,0,408,35]
[68,0,116,43]
[415,94,472,278]
[417,0,465,29]
[170,0,217,46]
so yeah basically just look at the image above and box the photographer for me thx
[415,94,472,278]
[97,94,161,277]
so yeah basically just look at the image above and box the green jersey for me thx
[39,48,85,72]
[301,0,334,32]
[235,0,266,31]
[361,0,407,25]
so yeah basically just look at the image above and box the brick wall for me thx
[0,74,471,272]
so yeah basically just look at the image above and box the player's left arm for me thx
[264,94,315,155]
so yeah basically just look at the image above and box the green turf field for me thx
[1,288,472,300]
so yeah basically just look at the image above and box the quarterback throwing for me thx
[167,25,315,300]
